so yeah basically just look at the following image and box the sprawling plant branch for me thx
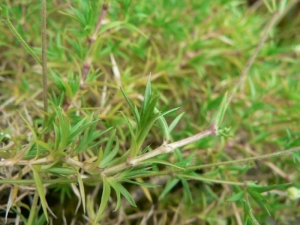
[41,0,49,141]
[63,3,109,111]
[134,146,300,179]
[101,125,216,176]
[1,118,300,185]
[227,11,280,104]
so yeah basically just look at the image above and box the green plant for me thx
[1,0,300,224]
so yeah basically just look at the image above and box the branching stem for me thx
[103,126,216,176]
[41,0,48,138]
[3,19,41,64]
[228,11,280,104]
[135,146,300,179]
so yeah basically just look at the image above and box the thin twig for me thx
[41,0,48,140]
[89,3,109,47]
[27,191,39,224]
[227,11,280,105]
[139,146,300,178]
[103,127,215,176]
[64,3,109,110]
[188,146,300,171]
[83,3,109,81]
[4,19,41,64]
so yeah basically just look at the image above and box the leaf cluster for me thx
[1,0,300,225]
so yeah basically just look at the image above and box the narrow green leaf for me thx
[80,0,90,17]
[57,108,70,151]
[140,95,160,126]
[181,179,193,203]
[68,117,88,138]
[105,151,129,169]
[99,21,126,33]
[159,179,180,200]
[249,190,270,215]
[120,86,140,123]
[122,179,159,188]
[50,70,66,92]
[99,139,119,168]
[154,107,170,141]
[211,92,228,128]
[34,140,54,153]
[117,182,137,207]
[249,212,260,225]
[3,18,41,64]
[121,168,155,179]
[168,112,184,134]
[141,76,152,118]
[0,4,9,18]
[279,0,288,11]
[107,178,121,211]
[134,106,140,124]
[103,130,116,158]
[123,22,148,38]
[69,120,94,143]
[67,72,80,95]
[227,191,245,202]
[36,213,47,225]
[140,107,180,143]
[45,167,76,175]
[94,177,111,224]
[141,159,185,170]
[28,192,45,225]
[53,123,60,151]
[32,167,49,222]
[244,200,260,225]
[120,111,136,140]
[158,107,180,119]
[71,7,86,25]
[248,183,291,193]
[73,127,90,153]
[176,174,212,185]
[77,172,86,213]
[148,107,180,142]
[97,127,114,137]
[136,115,158,151]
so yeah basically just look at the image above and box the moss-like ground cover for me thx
[1,0,300,224]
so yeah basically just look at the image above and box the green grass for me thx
[1,0,300,224]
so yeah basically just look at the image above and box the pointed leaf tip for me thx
[211,92,228,131]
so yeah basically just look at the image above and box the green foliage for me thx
[94,177,111,224]
[1,0,300,224]
[32,166,49,222]
[120,77,179,162]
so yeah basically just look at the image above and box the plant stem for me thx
[103,127,215,176]
[187,146,300,171]
[4,19,41,64]
[0,177,102,185]
[89,3,109,47]
[227,11,280,104]
[177,174,246,186]
[63,3,109,110]
[2,146,300,185]
[41,0,48,139]
[139,146,300,178]
[83,3,109,80]
[27,191,39,225]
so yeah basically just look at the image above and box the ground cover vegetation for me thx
[0,0,300,224]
